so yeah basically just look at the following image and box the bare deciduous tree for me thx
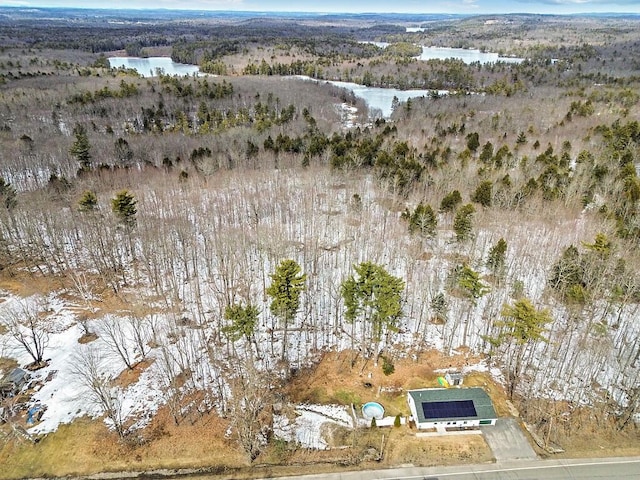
[71,346,127,438]
[225,358,278,462]
[95,314,150,370]
[1,296,50,368]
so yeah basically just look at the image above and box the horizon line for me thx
[2,5,640,16]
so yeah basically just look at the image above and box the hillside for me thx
[0,9,639,478]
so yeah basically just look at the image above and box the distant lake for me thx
[108,57,200,77]
[417,46,523,64]
[295,76,447,118]
[364,43,524,65]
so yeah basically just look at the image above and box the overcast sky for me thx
[4,0,640,14]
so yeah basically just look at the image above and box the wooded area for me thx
[0,7,638,477]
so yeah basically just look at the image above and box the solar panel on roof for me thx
[421,399,477,419]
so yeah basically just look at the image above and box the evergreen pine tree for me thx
[471,180,493,207]
[78,190,98,212]
[222,303,260,350]
[430,292,448,325]
[440,190,462,213]
[341,262,404,352]
[266,259,306,360]
[487,238,508,276]
[466,132,480,152]
[494,298,552,398]
[408,202,437,238]
[70,124,92,171]
[453,203,475,242]
[456,264,490,300]
[111,190,137,228]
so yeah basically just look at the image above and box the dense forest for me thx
[0,7,639,478]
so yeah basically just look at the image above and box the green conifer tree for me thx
[70,124,92,171]
[266,259,306,360]
[111,190,137,228]
[453,203,476,242]
[471,181,493,207]
[341,262,404,354]
[408,202,437,238]
[440,190,462,213]
[78,190,98,212]
[494,298,552,398]
[487,238,508,277]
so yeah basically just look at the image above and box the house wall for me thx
[407,394,417,423]
[414,418,497,429]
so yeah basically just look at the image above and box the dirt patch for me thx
[386,430,492,466]
[78,332,99,344]
[114,358,155,388]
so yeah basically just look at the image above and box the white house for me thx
[407,387,497,430]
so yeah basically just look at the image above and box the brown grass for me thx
[0,408,246,480]
[0,357,18,375]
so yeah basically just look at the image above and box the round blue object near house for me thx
[362,401,385,420]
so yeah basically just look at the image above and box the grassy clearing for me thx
[0,409,246,480]
[0,419,115,479]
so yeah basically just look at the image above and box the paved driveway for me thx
[481,417,538,461]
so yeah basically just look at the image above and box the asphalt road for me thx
[262,457,640,480]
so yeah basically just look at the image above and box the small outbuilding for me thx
[445,371,464,386]
[407,387,497,431]
[0,368,30,398]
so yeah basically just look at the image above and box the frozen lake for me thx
[295,76,448,118]
[108,57,200,77]
[363,42,524,65]
[417,46,523,64]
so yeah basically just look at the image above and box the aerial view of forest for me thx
[0,5,639,479]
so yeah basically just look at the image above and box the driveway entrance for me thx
[481,417,538,461]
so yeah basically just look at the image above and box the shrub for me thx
[381,356,395,376]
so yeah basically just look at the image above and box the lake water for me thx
[108,57,200,77]
[417,46,523,64]
[295,76,447,118]
[363,42,524,65]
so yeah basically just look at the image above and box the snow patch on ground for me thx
[273,403,353,449]
[336,102,359,129]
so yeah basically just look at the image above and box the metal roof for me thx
[408,387,497,423]
[4,368,29,384]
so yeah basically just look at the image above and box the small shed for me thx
[407,387,497,430]
[445,371,464,386]
[0,368,30,398]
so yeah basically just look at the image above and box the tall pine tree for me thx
[341,262,404,356]
[70,124,92,171]
[111,190,137,228]
[266,259,306,360]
